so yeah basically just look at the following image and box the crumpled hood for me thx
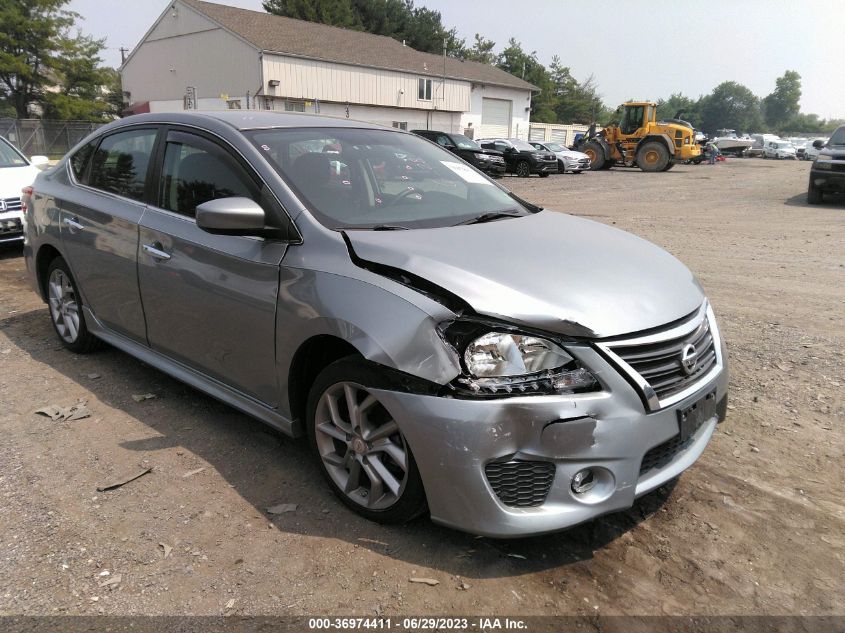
[346,211,704,338]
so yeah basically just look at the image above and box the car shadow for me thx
[784,191,845,207]
[3,305,678,580]
[0,242,24,260]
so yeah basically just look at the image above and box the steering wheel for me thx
[388,187,423,206]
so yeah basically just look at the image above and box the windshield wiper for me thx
[455,210,523,226]
[371,224,410,231]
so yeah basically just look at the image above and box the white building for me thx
[122,0,537,139]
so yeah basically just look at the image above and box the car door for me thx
[59,127,158,343]
[137,128,288,406]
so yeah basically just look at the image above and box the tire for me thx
[601,157,615,170]
[636,141,670,172]
[45,256,102,354]
[539,172,550,178]
[663,162,675,171]
[306,357,427,524]
[558,159,567,173]
[581,140,606,170]
[516,161,531,178]
[807,178,823,204]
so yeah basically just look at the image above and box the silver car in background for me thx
[530,141,591,174]
[22,111,728,537]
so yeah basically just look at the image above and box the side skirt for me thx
[84,307,300,437]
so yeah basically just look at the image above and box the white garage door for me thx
[480,98,512,138]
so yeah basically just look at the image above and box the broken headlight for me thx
[454,329,598,395]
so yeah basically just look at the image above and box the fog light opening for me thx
[571,468,596,495]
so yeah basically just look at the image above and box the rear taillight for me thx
[21,186,33,213]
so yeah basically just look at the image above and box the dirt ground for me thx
[0,158,842,618]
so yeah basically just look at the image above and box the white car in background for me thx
[763,140,797,160]
[1,137,49,245]
[802,138,828,161]
[530,141,591,173]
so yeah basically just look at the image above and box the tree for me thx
[496,39,555,121]
[462,34,496,64]
[655,93,702,129]
[261,0,358,28]
[0,0,114,119]
[763,70,802,129]
[699,81,763,134]
[547,57,608,124]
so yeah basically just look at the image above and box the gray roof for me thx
[180,0,537,92]
[119,110,393,131]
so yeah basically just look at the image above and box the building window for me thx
[392,121,408,131]
[284,101,306,112]
[417,78,432,101]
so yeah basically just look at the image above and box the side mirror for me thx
[812,139,824,149]
[30,155,50,169]
[196,197,268,236]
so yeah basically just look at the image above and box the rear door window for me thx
[88,129,157,201]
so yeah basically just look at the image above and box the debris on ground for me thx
[131,393,157,402]
[182,467,206,479]
[159,543,173,559]
[408,577,439,586]
[266,503,298,515]
[225,598,236,610]
[96,467,152,492]
[507,553,527,560]
[35,403,91,422]
[87,373,101,380]
[98,573,122,589]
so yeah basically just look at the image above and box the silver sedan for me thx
[23,111,728,537]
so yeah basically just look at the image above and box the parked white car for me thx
[0,137,48,245]
[763,140,797,160]
[530,141,591,173]
[802,138,828,161]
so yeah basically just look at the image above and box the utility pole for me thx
[119,47,129,65]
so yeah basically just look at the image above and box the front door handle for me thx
[142,243,171,262]
[63,217,84,232]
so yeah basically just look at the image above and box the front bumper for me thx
[477,161,506,175]
[561,158,590,172]
[374,343,729,538]
[811,169,845,192]
[532,160,558,174]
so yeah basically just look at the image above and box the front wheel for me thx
[807,179,823,204]
[46,257,102,354]
[516,161,531,178]
[307,358,427,524]
[581,140,606,170]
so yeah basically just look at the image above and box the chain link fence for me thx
[1,118,105,159]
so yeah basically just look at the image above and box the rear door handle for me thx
[142,243,171,261]
[63,217,84,231]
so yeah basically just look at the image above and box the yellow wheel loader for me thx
[575,102,701,172]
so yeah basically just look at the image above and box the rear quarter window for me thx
[69,140,98,183]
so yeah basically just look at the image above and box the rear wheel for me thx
[581,140,606,170]
[46,257,102,354]
[663,161,676,171]
[307,358,427,524]
[636,141,670,172]
[807,178,823,204]
[516,161,531,177]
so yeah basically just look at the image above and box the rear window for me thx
[69,140,98,182]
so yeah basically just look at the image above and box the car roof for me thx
[97,110,391,134]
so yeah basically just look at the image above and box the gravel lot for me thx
[0,158,842,618]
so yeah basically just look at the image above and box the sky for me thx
[68,0,845,119]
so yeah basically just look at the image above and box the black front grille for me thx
[485,460,555,507]
[639,433,692,476]
[611,315,717,402]
[0,217,23,235]
[2,197,22,212]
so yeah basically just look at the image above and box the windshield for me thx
[829,127,845,146]
[248,128,529,230]
[0,138,28,169]
[450,134,480,150]
[510,139,536,152]
[545,143,565,152]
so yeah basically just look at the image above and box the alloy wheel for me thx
[48,268,80,344]
[314,381,409,510]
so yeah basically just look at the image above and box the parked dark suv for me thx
[411,130,506,176]
[807,125,845,204]
[477,138,558,177]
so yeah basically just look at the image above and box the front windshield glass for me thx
[545,143,565,152]
[829,128,845,146]
[0,138,28,168]
[451,134,480,150]
[248,128,529,229]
